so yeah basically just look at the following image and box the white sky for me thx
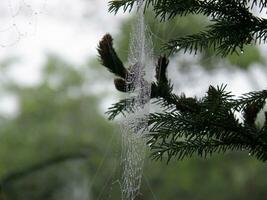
[0,0,126,85]
[0,0,128,115]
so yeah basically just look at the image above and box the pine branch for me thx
[235,90,267,126]
[155,56,169,85]
[97,34,127,78]
[158,1,267,55]
[109,0,137,13]
[105,97,136,120]
[250,0,267,10]
[150,138,250,162]
[166,18,258,55]
[108,0,153,13]
[153,0,249,20]
[97,29,267,162]
[236,90,267,110]
[149,86,241,142]
[108,0,267,14]
[109,0,267,56]
[146,84,267,162]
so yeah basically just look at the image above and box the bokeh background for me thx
[1,0,267,199]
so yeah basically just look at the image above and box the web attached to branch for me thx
[120,0,154,199]
[0,0,46,47]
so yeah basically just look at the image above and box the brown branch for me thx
[0,151,88,186]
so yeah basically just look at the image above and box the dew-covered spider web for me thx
[120,0,154,199]
[0,0,46,47]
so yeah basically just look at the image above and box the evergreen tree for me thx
[98,0,267,162]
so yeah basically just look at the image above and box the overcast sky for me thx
[0,0,128,115]
[0,0,126,84]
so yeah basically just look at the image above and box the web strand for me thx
[0,0,45,47]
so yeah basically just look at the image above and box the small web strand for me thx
[0,0,46,47]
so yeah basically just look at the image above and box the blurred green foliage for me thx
[0,56,120,200]
[142,154,267,200]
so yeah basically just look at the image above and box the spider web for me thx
[120,0,154,199]
[0,0,46,47]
